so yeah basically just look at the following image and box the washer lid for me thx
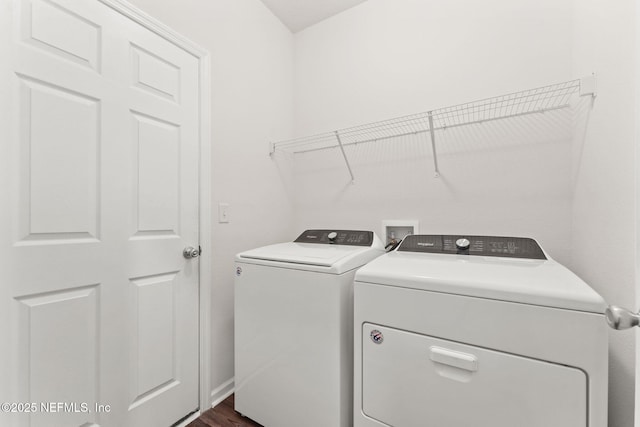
[237,241,384,273]
[355,251,606,313]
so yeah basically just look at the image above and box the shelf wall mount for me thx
[270,76,596,181]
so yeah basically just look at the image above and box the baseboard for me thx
[210,377,234,408]
[174,410,201,427]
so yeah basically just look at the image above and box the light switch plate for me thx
[218,202,230,223]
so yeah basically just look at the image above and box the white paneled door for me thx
[0,0,202,426]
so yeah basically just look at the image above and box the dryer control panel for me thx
[294,229,375,246]
[398,235,546,259]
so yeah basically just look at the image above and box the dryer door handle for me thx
[429,346,478,372]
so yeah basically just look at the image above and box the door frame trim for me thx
[98,0,212,413]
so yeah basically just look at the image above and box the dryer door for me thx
[361,323,587,427]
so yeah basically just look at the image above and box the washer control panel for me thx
[294,229,374,246]
[398,235,546,260]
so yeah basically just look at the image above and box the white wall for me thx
[637,3,640,423]
[572,1,637,426]
[293,0,575,263]
[294,0,573,135]
[126,0,295,405]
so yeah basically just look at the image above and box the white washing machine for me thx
[354,235,608,427]
[235,229,385,427]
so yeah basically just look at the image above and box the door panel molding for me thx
[24,0,103,71]
[16,74,101,243]
[14,284,100,427]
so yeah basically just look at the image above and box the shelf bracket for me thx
[580,74,597,98]
[427,112,440,178]
[334,131,355,183]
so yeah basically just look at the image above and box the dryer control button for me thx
[327,232,338,241]
[455,238,471,250]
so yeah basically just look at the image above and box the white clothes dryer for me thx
[354,234,608,427]
[235,229,385,427]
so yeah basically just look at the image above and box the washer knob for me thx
[455,238,471,250]
[327,231,338,241]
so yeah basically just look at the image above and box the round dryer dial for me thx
[327,232,338,241]
[455,238,471,250]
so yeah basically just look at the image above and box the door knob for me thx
[183,246,200,259]
[605,305,640,330]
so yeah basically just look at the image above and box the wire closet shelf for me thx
[270,77,594,180]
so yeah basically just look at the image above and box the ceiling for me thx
[260,0,369,33]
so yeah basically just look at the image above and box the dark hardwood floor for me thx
[187,394,263,427]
